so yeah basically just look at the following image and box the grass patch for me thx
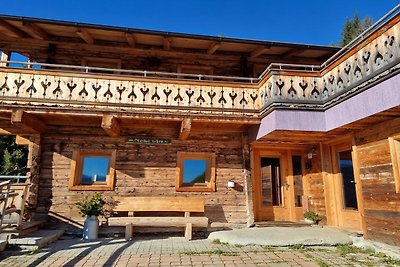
[262,245,277,252]
[211,239,229,246]
[182,249,238,256]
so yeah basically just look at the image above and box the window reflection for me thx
[81,156,110,183]
[183,159,206,184]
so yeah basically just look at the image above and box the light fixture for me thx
[227,180,235,188]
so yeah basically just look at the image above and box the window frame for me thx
[175,152,216,192]
[69,149,116,191]
[389,136,400,193]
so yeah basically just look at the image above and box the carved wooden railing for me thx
[0,6,399,117]
[259,8,400,111]
[0,69,260,116]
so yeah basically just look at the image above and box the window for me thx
[337,150,358,209]
[69,150,116,191]
[389,136,400,193]
[292,155,304,207]
[176,152,216,192]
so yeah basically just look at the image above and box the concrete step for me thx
[255,221,312,227]
[8,229,64,250]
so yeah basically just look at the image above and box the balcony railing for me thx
[0,5,399,117]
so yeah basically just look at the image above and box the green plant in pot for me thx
[76,192,106,240]
[303,211,322,224]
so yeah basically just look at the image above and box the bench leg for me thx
[125,223,133,240]
[184,222,192,241]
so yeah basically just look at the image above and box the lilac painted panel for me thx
[253,74,400,141]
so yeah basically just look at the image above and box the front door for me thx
[331,144,362,230]
[253,149,298,222]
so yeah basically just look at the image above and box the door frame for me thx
[251,146,306,222]
[327,141,363,230]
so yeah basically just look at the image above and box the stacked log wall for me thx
[355,118,400,246]
[36,127,248,232]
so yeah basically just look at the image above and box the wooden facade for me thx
[1,7,400,246]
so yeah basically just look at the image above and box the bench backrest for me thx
[112,197,205,213]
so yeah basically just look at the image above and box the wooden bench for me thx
[108,197,208,240]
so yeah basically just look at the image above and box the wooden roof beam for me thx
[11,109,46,134]
[101,114,120,137]
[22,22,49,40]
[207,42,221,55]
[125,32,136,47]
[0,20,28,38]
[250,46,271,58]
[282,48,300,59]
[179,118,192,140]
[76,28,94,44]
[163,37,171,50]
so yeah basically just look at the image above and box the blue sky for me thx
[1,1,399,45]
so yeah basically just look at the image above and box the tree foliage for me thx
[340,13,373,46]
[0,136,28,175]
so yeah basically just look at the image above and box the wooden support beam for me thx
[22,22,49,40]
[250,46,271,58]
[282,48,300,59]
[11,110,46,134]
[125,32,136,47]
[0,20,28,38]
[207,42,221,55]
[76,28,94,44]
[101,115,120,137]
[163,37,171,50]
[0,51,10,67]
[15,135,31,145]
[179,118,191,140]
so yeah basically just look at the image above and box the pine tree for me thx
[340,13,373,46]
[0,136,28,175]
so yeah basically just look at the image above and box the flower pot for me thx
[83,215,99,240]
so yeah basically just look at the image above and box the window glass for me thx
[183,159,206,184]
[81,157,110,183]
[292,155,303,207]
[338,150,358,209]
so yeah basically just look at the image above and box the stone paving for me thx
[0,234,398,266]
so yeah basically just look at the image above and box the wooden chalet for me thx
[0,5,400,245]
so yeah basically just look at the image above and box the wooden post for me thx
[184,222,192,241]
[0,51,10,67]
[26,135,41,220]
[125,223,133,240]
[242,133,255,227]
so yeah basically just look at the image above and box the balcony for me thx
[0,6,399,121]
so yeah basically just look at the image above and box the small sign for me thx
[126,137,171,145]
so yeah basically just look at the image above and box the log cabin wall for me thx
[36,126,248,232]
[354,118,400,246]
[303,146,327,221]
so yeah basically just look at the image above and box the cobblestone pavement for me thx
[0,235,398,266]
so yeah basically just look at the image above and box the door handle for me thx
[284,183,290,190]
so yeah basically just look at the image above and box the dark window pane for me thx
[292,155,303,207]
[183,159,206,184]
[82,157,110,183]
[260,157,281,206]
[338,150,358,209]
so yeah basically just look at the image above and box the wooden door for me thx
[253,149,291,221]
[330,144,362,230]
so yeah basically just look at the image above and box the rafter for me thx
[22,22,49,40]
[76,28,94,44]
[101,114,120,137]
[250,46,271,58]
[179,118,192,140]
[125,32,136,47]
[11,110,46,134]
[207,42,221,55]
[282,48,300,59]
[163,37,171,50]
[0,20,28,38]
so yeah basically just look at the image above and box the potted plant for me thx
[303,211,322,224]
[76,192,106,240]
